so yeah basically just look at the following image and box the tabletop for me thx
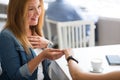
[50,44,120,80]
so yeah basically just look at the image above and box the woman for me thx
[64,49,120,80]
[0,0,64,80]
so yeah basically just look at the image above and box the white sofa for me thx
[97,17,120,46]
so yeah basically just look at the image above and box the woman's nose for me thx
[35,9,41,15]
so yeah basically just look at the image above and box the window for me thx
[68,0,120,18]
[0,0,9,4]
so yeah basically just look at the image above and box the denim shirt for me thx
[0,29,37,80]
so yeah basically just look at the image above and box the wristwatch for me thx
[47,42,53,48]
[67,56,79,63]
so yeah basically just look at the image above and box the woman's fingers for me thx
[49,48,63,52]
[42,48,64,60]
[49,52,64,60]
[28,36,40,42]
[28,36,50,48]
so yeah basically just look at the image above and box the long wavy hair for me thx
[4,0,45,54]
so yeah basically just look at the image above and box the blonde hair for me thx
[5,0,45,54]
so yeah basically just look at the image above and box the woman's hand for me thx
[41,48,64,60]
[28,36,51,49]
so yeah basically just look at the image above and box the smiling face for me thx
[27,0,41,26]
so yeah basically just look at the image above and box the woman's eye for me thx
[38,5,41,9]
[29,8,34,10]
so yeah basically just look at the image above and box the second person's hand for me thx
[63,48,74,60]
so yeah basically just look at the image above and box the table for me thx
[49,44,120,80]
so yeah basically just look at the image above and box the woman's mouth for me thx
[31,18,38,21]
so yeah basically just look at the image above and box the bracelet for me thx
[47,42,53,48]
[67,56,79,63]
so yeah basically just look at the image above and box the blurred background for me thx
[1,0,120,48]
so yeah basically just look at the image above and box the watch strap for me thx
[67,56,79,63]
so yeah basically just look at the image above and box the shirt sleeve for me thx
[20,63,32,78]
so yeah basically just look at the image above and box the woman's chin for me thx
[30,23,38,26]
